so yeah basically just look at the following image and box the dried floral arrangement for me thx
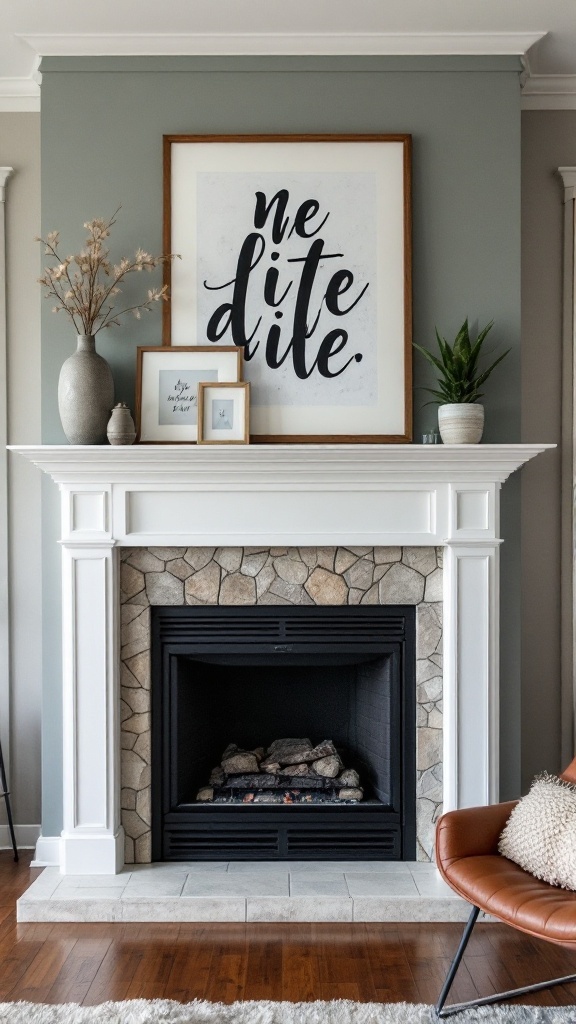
[37,208,178,336]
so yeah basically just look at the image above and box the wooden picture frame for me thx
[163,133,412,443]
[135,345,242,443]
[197,381,250,444]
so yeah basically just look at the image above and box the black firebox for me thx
[151,605,416,861]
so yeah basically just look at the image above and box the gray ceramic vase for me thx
[58,334,115,445]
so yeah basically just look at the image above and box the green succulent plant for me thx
[413,318,509,405]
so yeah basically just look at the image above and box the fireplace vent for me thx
[165,821,399,859]
[154,607,408,647]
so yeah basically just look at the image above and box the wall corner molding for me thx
[0,167,13,202]
[559,167,576,202]
[522,73,576,110]
[0,79,40,113]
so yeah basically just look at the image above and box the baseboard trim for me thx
[0,823,41,851]
[30,834,60,867]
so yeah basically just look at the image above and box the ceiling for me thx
[1,0,576,111]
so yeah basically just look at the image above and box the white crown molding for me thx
[18,30,545,58]
[559,166,576,202]
[0,77,40,112]
[521,73,576,109]
[0,168,13,201]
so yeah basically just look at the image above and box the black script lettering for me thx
[254,191,290,244]
[287,238,343,378]
[264,264,292,308]
[255,192,330,242]
[264,323,294,369]
[325,270,369,316]
[289,199,329,239]
[314,330,362,378]
[205,233,265,353]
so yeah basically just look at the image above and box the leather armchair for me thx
[434,757,576,1017]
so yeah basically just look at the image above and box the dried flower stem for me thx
[37,208,179,336]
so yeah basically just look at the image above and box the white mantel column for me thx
[59,487,123,874]
[442,483,501,810]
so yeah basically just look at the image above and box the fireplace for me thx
[12,443,549,874]
[151,605,416,860]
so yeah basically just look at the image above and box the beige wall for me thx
[521,110,576,789]
[0,113,42,834]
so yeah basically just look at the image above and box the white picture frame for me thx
[135,345,242,443]
[163,134,412,443]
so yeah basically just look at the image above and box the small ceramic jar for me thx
[107,402,136,445]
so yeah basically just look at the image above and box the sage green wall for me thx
[40,55,522,835]
[521,111,576,788]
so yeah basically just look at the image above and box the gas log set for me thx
[196,737,364,804]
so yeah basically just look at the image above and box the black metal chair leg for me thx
[0,737,18,862]
[436,903,576,1018]
[435,905,479,1016]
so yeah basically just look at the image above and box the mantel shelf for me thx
[9,442,554,487]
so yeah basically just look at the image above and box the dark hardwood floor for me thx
[1,851,576,1006]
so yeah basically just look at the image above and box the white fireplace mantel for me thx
[11,442,552,873]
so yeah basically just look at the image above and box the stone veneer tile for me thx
[120,547,443,864]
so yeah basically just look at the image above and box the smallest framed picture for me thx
[197,382,250,445]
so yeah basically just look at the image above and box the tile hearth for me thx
[18,861,471,923]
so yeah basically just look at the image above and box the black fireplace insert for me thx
[151,605,416,860]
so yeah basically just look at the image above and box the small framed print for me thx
[135,345,242,443]
[197,382,250,445]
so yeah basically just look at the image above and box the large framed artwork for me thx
[163,134,412,443]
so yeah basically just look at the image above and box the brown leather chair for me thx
[434,757,576,1017]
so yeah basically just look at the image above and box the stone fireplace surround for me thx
[12,442,550,875]
[120,544,442,864]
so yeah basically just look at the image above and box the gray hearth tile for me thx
[182,872,289,898]
[289,874,348,896]
[121,898,246,922]
[352,896,470,923]
[54,873,130,889]
[51,886,126,900]
[226,861,289,876]
[17,898,124,922]
[123,874,188,897]
[287,861,411,874]
[247,896,353,922]
[20,869,62,899]
[344,872,419,897]
[409,871,459,899]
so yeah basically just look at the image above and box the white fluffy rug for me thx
[0,1000,573,1023]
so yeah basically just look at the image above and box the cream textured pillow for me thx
[498,772,576,890]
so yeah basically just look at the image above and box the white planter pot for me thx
[438,403,484,444]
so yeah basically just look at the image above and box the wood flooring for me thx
[1,851,575,1007]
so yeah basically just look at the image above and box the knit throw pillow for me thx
[498,772,576,890]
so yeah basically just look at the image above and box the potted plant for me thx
[413,318,509,444]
